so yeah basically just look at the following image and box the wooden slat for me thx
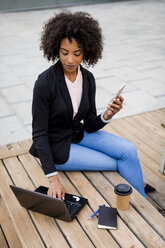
[109,117,162,163]
[0,109,164,247]
[104,119,164,181]
[19,153,119,248]
[104,121,165,209]
[105,119,165,184]
[160,108,165,113]
[0,198,22,248]
[132,114,164,147]
[103,171,165,239]
[137,149,165,182]
[66,171,145,248]
[0,140,31,159]
[5,155,95,248]
[56,173,119,248]
[0,160,45,248]
[125,116,163,155]
[149,109,165,124]
[2,157,72,248]
[140,163,165,209]
[140,110,165,135]
[85,171,165,248]
[146,195,165,217]
[0,227,8,248]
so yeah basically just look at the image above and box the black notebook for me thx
[98,206,117,229]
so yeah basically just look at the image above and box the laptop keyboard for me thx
[65,201,81,217]
[34,186,87,219]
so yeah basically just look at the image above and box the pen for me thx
[89,204,105,219]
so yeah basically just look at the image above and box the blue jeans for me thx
[56,130,146,198]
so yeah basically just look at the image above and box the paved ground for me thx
[0,0,165,146]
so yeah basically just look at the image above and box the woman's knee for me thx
[121,140,138,158]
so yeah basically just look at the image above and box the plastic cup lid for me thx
[114,184,132,196]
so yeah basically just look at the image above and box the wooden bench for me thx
[0,108,165,248]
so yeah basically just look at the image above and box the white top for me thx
[65,66,83,118]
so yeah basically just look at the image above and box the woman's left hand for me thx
[103,95,124,120]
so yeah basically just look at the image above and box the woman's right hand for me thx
[47,174,66,200]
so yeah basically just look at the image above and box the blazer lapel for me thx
[74,66,89,121]
[56,61,73,119]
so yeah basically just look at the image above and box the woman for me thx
[29,11,147,200]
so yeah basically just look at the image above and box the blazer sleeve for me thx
[84,73,107,133]
[32,76,56,175]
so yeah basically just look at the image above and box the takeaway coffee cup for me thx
[114,184,132,210]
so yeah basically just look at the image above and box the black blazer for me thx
[29,60,106,175]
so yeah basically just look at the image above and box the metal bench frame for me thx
[160,146,165,174]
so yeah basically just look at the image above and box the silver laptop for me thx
[10,185,88,221]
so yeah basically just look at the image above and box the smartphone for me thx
[114,84,126,99]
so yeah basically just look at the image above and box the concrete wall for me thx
[0,0,115,12]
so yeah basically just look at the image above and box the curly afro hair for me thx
[40,11,103,66]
